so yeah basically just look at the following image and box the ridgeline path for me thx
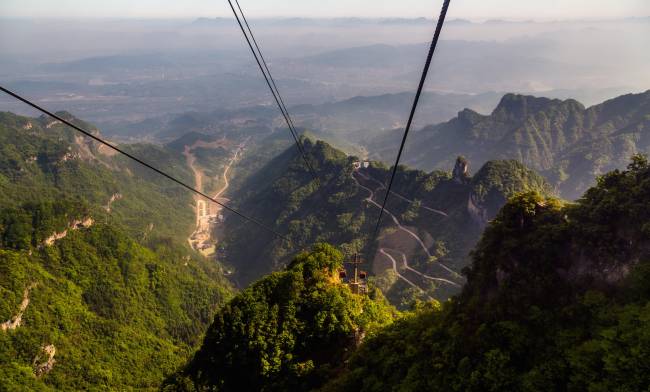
[358,171,448,217]
[385,248,461,288]
[352,170,463,281]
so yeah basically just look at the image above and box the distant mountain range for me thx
[289,91,502,136]
[190,17,436,27]
[189,17,649,27]
[368,90,650,199]
[101,90,502,148]
[105,89,650,207]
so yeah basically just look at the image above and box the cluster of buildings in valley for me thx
[189,199,226,256]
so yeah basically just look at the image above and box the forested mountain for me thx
[163,244,396,391]
[323,155,650,391]
[5,97,647,391]
[368,90,650,199]
[3,8,648,391]
[164,156,650,392]
[0,112,233,390]
[221,137,551,303]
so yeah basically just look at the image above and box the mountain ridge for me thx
[164,155,650,392]
[373,90,650,199]
[221,136,552,303]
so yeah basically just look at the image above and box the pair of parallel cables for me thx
[227,0,318,181]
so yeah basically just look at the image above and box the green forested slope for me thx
[0,111,196,239]
[324,155,650,391]
[222,138,551,304]
[163,243,396,392]
[7,104,642,391]
[221,138,368,285]
[165,155,650,392]
[0,112,232,390]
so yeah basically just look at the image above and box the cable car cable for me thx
[226,0,318,181]
[233,0,302,151]
[373,0,452,237]
[0,85,289,242]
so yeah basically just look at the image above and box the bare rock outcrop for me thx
[105,193,123,213]
[33,344,56,377]
[1,283,37,332]
[467,193,489,227]
[43,217,94,247]
[452,156,470,184]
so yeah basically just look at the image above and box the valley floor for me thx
[185,138,249,255]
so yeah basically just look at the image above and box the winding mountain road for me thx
[379,248,425,292]
[386,248,461,288]
[357,171,448,217]
[351,171,463,291]
[214,139,247,201]
[352,170,463,281]
[186,138,248,252]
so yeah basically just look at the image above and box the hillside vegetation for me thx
[163,244,396,392]
[0,112,233,390]
[222,138,552,304]
[324,155,650,391]
[6,99,647,391]
[163,154,650,392]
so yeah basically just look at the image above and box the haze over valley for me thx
[2,17,648,125]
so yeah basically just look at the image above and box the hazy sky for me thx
[2,0,649,19]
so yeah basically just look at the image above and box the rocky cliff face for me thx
[467,192,489,226]
[42,217,94,247]
[452,156,470,184]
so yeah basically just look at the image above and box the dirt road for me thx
[185,138,248,253]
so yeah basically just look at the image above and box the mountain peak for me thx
[492,94,551,119]
[594,89,650,119]
[456,108,484,126]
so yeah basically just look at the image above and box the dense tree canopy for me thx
[164,244,396,392]
[224,138,552,304]
[0,112,233,390]
[323,155,650,391]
